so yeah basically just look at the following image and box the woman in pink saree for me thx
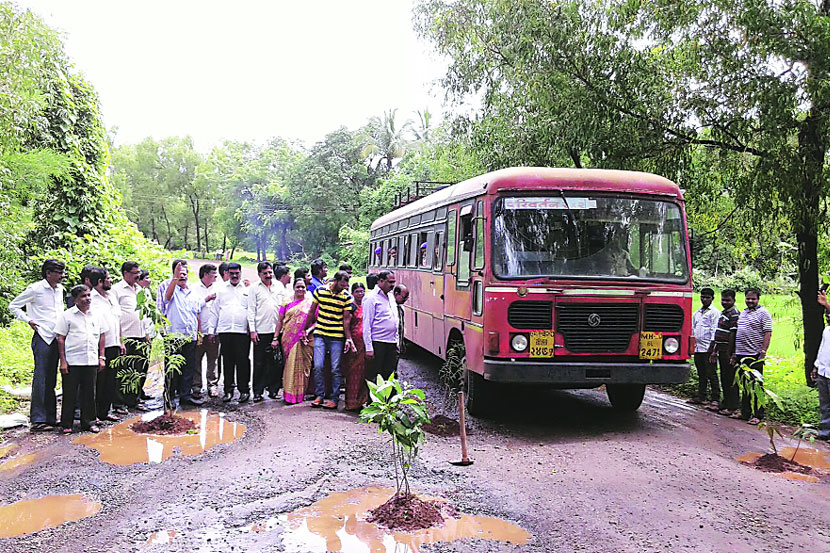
[274,278,314,404]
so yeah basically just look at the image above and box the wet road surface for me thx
[0,346,828,552]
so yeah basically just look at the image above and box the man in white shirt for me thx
[193,263,219,398]
[248,262,282,402]
[89,268,125,422]
[112,261,151,407]
[55,285,107,434]
[8,259,66,430]
[812,290,830,441]
[207,263,251,403]
[690,287,720,408]
[273,264,293,306]
[363,271,400,381]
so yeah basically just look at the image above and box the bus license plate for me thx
[529,331,555,358]
[639,332,663,359]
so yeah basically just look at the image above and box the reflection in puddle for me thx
[268,487,530,552]
[0,452,39,473]
[779,447,830,470]
[74,409,245,465]
[781,472,821,483]
[0,494,101,538]
[147,530,177,544]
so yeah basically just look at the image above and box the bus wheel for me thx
[606,384,646,411]
[465,367,496,418]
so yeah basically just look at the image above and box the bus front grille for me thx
[643,304,685,332]
[556,304,639,353]
[507,301,553,329]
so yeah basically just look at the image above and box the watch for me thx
[98,356,106,361]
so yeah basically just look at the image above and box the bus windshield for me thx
[492,195,689,283]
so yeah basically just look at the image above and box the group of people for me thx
[690,287,774,424]
[9,257,411,434]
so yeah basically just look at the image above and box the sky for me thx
[17,0,449,151]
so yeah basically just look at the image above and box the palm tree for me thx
[360,109,412,174]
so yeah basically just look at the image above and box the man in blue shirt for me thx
[157,259,214,408]
[308,258,328,293]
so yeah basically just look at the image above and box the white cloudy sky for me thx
[17,0,449,151]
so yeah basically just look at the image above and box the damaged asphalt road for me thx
[1,347,828,552]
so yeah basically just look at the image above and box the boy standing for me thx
[690,287,720,408]
[709,290,740,416]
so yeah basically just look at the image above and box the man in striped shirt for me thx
[304,271,356,409]
[730,288,773,423]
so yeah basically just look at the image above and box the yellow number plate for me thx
[529,331,555,358]
[639,331,663,359]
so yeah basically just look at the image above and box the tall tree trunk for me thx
[796,103,828,385]
[203,217,210,254]
[151,217,158,243]
[222,233,227,257]
[189,196,202,253]
[161,205,173,248]
[183,222,189,250]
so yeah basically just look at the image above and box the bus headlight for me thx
[664,337,680,354]
[511,334,529,352]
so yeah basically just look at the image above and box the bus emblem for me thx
[587,313,601,327]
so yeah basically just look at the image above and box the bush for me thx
[0,320,36,414]
[692,267,797,295]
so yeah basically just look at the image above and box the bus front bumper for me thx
[482,359,690,386]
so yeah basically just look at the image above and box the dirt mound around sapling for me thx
[131,414,196,435]
[749,453,812,474]
[423,415,463,437]
[368,493,455,532]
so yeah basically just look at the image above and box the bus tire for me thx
[465,368,496,418]
[606,384,646,411]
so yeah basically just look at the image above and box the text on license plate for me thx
[639,332,663,359]
[529,330,555,357]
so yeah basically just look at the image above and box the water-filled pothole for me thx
[74,409,245,465]
[253,486,530,552]
[0,452,39,474]
[737,446,830,482]
[0,494,101,538]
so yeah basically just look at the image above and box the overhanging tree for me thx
[416,0,830,382]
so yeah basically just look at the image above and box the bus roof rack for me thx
[393,181,456,209]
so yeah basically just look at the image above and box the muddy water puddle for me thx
[74,409,245,465]
[737,446,830,483]
[243,486,530,552]
[0,494,101,538]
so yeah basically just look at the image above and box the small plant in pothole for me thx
[360,374,451,531]
[113,288,193,430]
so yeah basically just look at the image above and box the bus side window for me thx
[474,200,485,270]
[409,233,418,267]
[446,210,457,267]
[433,231,444,271]
[458,210,473,285]
[418,231,430,268]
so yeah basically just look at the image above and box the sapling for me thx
[113,288,187,417]
[359,374,431,496]
[790,423,818,462]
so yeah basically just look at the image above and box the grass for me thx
[0,320,36,414]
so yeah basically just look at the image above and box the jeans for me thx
[193,338,220,394]
[368,341,399,382]
[165,338,196,407]
[735,355,765,420]
[717,347,739,411]
[252,333,279,396]
[695,352,720,402]
[313,335,344,400]
[61,365,96,430]
[220,333,251,394]
[817,374,830,439]
[96,345,121,419]
[30,333,59,425]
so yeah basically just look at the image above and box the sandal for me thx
[62,427,72,435]
[747,417,761,425]
[729,411,744,419]
[31,423,55,432]
[104,414,120,422]
[717,409,733,417]
[86,425,101,433]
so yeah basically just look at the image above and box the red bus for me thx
[369,167,691,415]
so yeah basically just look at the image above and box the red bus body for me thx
[369,168,691,411]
